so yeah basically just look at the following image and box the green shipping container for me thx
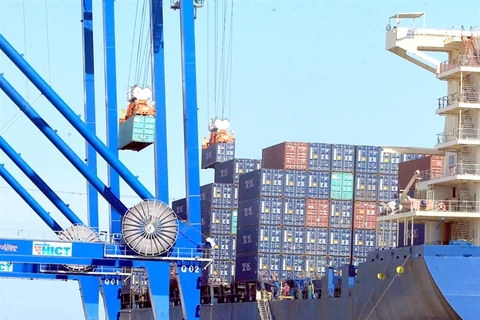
[118,115,156,151]
[330,172,354,200]
[231,210,238,234]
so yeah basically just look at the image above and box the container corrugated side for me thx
[262,142,308,171]
[237,197,283,228]
[328,256,349,275]
[171,197,188,221]
[200,183,235,210]
[331,144,354,172]
[330,172,354,200]
[308,143,331,171]
[201,209,232,235]
[329,200,353,229]
[214,158,262,184]
[284,170,307,198]
[398,155,445,190]
[402,153,424,163]
[328,228,351,256]
[236,225,281,256]
[282,198,306,226]
[376,221,398,248]
[281,227,305,254]
[307,171,330,199]
[238,169,284,201]
[354,173,378,201]
[353,229,376,257]
[281,254,305,280]
[305,255,327,278]
[201,142,235,169]
[234,253,281,282]
[306,199,329,227]
[398,222,425,247]
[377,174,399,202]
[305,227,328,255]
[356,145,380,174]
[202,233,236,260]
[353,201,376,230]
[201,259,235,284]
[379,150,402,174]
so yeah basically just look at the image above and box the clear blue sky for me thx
[0,0,479,319]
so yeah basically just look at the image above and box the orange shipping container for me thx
[262,142,308,171]
[398,155,445,191]
[354,201,377,230]
[306,199,329,227]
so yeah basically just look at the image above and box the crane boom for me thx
[399,169,421,210]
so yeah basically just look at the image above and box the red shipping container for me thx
[398,155,445,190]
[262,142,308,171]
[354,201,377,230]
[306,199,329,227]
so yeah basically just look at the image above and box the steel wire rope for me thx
[206,1,210,124]
[226,0,234,120]
[218,0,228,118]
[44,0,52,83]
[127,0,142,91]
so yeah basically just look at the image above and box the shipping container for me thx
[328,228,351,256]
[307,171,330,199]
[281,227,305,254]
[331,144,354,172]
[237,197,283,228]
[236,225,282,256]
[118,115,155,152]
[284,170,307,198]
[356,145,380,174]
[202,234,236,260]
[329,200,353,229]
[171,197,188,221]
[402,153,425,163]
[282,198,306,226]
[200,183,235,210]
[330,172,354,200]
[376,221,398,248]
[355,173,378,202]
[238,169,284,201]
[233,184,239,208]
[378,174,399,202]
[305,227,328,255]
[201,209,233,235]
[262,142,309,171]
[281,254,305,280]
[201,259,235,285]
[379,150,402,174]
[305,255,327,278]
[201,142,235,169]
[308,143,331,171]
[353,229,376,257]
[328,256,349,275]
[231,210,238,234]
[230,235,237,258]
[306,199,329,228]
[398,155,445,190]
[214,158,262,184]
[353,202,377,230]
[234,253,281,282]
[398,222,425,247]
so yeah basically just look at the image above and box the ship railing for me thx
[437,128,480,144]
[438,54,480,74]
[400,199,480,213]
[420,163,480,181]
[438,92,480,109]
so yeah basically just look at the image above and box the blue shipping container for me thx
[235,253,281,282]
[305,255,327,278]
[202,234,236,260]
[238,169,284,201]
[353,229,376,257]
[236,225,281,256]
[328,256,349,275]
[237,197,283,228]
[329,200,353,229]
[200,183,235,210]
[201,209,233,235]
[331,144,354,172]
[377,174,399,202]
[214,158,262,184]
[379,150,402,174]
[281,254,306,280]
[305,227,328,255]
[398,222,425,247]
[284,170,307,198]
[281,227,305,254]
[201,259,234,284]
[355,173,378,201]
[356,145,380,174]
[328,228,351,256]
[401,153,425,163]
[282,198,306,227]
[171,197,188,221]
[201,142,235,170]
[307,171,330,199]
[308,143,331,171]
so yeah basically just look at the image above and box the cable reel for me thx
[58,224,102,272]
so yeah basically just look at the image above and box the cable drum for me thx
[121,200,179,256]
[58,224,101,272]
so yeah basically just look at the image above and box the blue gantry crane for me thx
[0,0,205,319]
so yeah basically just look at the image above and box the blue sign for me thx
[32,241,72,257]
[0,262,13,272]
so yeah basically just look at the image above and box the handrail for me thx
[378,199,480,215]
[438,54,480,74]
[420,163,480,180]
[437,128,480,144]
[438,92,480,109]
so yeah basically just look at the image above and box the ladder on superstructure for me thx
[461,26,480,66]
[256,291,273,320]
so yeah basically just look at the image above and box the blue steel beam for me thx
[0,164,63,232]
[102,0,121,235]
[0,34,155,201]
[0,74,128,216]
[0,136,83,226]
[176,0,203,318]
